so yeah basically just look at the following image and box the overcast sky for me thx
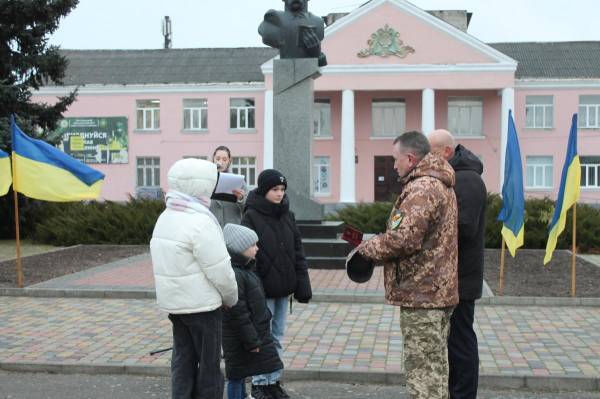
[48,0,600,50]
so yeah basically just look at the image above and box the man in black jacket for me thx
[429,129,487,399]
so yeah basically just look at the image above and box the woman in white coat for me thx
[150,158,238,399]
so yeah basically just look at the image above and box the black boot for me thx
[251,384,273,399]
[265,382,290,399]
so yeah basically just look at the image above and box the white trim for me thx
[36,82,265,95]
[340,89,356,203]
[314,136,334,141]
[455,135,486,140]
[263,90,274,169]
[262,62,516,75]
[516,79,600,89]
[422,88,435,134]
[369,136,395,140]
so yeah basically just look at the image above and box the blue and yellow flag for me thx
[497,110,525,257]
[11,116,105,202]
[0,148,11,196]
[544,114,580,265]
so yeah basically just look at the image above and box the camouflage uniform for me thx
[359,152,459,399]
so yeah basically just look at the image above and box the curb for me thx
[0,362,598,392]
[2,288,600,306]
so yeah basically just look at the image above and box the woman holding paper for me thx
[210,146,248,227]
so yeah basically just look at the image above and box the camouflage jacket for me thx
[359,152,459,308]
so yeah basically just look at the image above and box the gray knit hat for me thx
[223,224,258,256]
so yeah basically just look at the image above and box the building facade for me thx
[33,0,600,205]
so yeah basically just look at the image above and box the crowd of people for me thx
[150,131,486,399]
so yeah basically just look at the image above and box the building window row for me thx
[134,155,334,197]
[135,98,256,132]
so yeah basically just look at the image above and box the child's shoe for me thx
[265,382,290,399]
[251,384,273,399]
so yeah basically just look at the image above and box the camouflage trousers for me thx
[401,307,454,399]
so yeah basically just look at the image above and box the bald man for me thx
[429,130,487,399]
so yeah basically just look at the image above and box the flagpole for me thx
[499,238,506,296]
[11,152,24,288]
[571,204,577,297]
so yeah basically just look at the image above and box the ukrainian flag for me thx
[0,148,11,196]
[544,114,580,265]
[497,110,525,257]
[11,116,105,201]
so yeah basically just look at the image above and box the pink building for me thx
[34,0,600,208]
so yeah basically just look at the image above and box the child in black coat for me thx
[241,169,312,399]
[222,223,284,399]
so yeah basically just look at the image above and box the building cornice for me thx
[261,62,517,75]
[516,79,600,89]
[35,82,265,96]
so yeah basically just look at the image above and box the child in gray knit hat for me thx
[221,224,283,399]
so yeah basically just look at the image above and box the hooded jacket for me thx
[150,159,238,314]
[359,152,459,308]
[449,144,487,300]
[241,190,312,301]
[222,254,284,379]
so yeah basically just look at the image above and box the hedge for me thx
[327,193,600,252]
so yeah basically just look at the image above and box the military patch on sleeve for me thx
[390,210,404,230]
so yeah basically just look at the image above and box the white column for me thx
[421,88,435,135]
[263,90,273,169]
[500,87,515,192]
[340,89,356,203]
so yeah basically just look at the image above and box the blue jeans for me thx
[227,378,246,399]
[252,296,287,385]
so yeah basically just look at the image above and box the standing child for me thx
[222,224,284,399]
[150,158,238,399]
[241,169,312,399]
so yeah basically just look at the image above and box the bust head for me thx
[283,0,308,14]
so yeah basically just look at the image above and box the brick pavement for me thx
[2,296,600,378]
[32,254,386,296]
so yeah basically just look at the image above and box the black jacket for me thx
[222,255,283,380]
[241,190,312,301]
[449,145,487,300]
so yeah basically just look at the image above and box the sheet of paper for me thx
[214,172,245,194]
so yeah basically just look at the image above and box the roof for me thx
[54,42,600,86]
[489,42,600,79]
[57,48,278,86]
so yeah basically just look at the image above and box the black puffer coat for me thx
[222,255,283,379]
[241,190,312,301]
[449,144,487,300]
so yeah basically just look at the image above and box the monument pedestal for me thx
[273,58,323,221]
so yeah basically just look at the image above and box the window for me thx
[313,156,331,195]
[371,99,406,137]
[231,157,256,187]
[136,100,160,130]
[579,95,600,129]
[183,99,208,130]
[182,155,208,160]
[313,99,332,137]
[525,95,553,128]
[230,98,255,129]
[525,156,553,189]
[581,156,600,188]
[448,97,483,136]
[136,157,160,187]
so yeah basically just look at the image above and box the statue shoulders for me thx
[263,9,285,24]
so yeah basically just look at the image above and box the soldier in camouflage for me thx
[358,131,459,399]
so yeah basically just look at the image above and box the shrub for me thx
[29,197,165,246]
[326,201,393,233]
[326,194,600,252]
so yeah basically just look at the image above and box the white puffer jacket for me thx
[150,159,238,314]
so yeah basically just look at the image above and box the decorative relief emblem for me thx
[357,24,415,58]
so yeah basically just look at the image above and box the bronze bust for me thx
[258,0,327,67]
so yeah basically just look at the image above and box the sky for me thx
[48,0,600,50]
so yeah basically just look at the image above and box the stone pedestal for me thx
[273,58,323,221]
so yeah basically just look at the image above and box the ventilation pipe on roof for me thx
[162,16,172,49]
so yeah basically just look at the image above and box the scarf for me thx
[165,190,219,227]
